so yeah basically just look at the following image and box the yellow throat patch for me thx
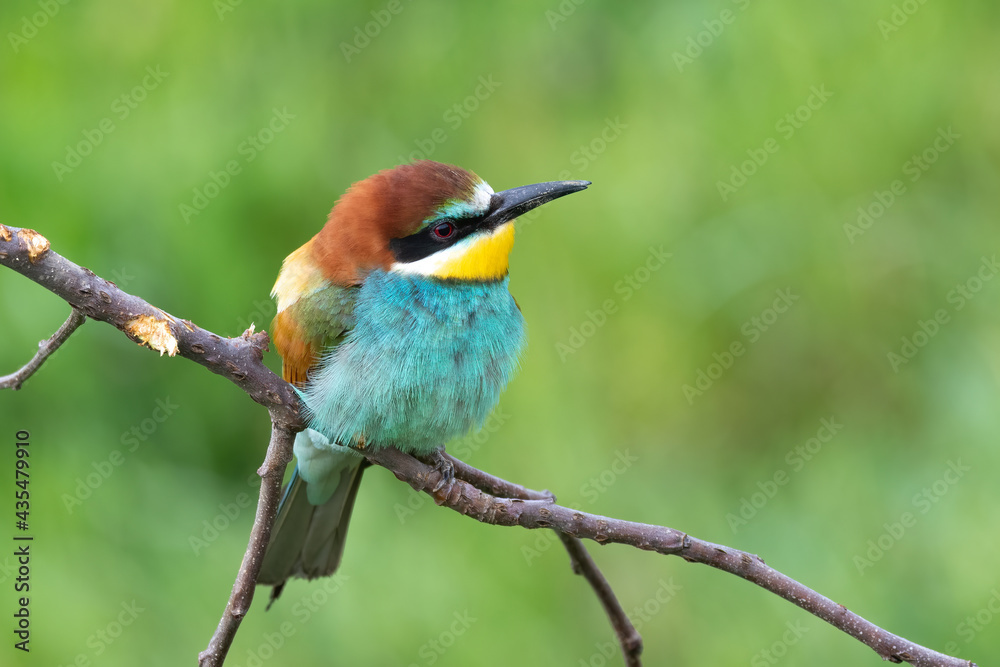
[430,222,515,281]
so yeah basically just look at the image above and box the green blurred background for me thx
[2,1,999,665]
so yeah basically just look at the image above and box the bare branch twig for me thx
[2,224,304,664]
[199,421,298,667]
[365,446,975,667]
[441,452,643,666]
[0,307,86,390]
[556,533,644,666]
[0,225,303,425]
[0,223,978,667]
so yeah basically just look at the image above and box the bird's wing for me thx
[270,239,359,386]
[264,240,366,600]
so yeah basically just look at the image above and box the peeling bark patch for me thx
[125,315,179,357]
[0,225,11,242]
[18,228,51,263]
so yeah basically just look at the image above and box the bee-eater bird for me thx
[258,160,589,598]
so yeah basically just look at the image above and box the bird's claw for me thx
[427,449,455,493]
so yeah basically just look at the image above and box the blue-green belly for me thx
[302,269,525,455]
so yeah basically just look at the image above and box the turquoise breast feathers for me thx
[302,269,525,455]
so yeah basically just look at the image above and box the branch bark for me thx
[0,224,304,425]
[199,421,297,667]
[365,447,973,667]
[439,452,643,666]
[0,224,977,667]
[0,307,86,390]
[1,224,303,663]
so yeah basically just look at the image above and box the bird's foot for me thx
[425,448,455,493]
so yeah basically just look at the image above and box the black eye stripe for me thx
[389,217,482,264]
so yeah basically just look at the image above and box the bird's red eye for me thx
[432,221,455,240]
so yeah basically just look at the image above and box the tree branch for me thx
[556,532,644,666]
[1,224,303,663]
[364,447,974,667]
[0,225,304,426]
[0,223,977,667]
[199,421,298,667]
[440,452,643,666]
[0,307,86,390]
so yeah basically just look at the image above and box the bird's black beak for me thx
[482,180,591,229]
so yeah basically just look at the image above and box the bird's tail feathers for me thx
[258,430,365,607]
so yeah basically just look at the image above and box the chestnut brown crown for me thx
[311,160,483,285]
